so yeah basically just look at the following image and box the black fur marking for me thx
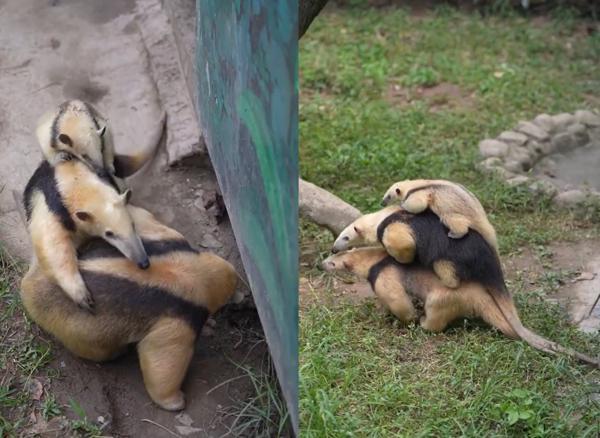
[404,183,476,203]
[367,256,400,289]
[82,102,104,154]
[80,270,210,336]
[93,165,121,193]
[377,209,507,294]
[113,154,138,179]
[78,238,198,260]
[23,160,76,231]
[49,102,70,150]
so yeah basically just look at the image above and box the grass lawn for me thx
[299,3,600,437]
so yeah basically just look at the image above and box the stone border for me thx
[477,109,600,207]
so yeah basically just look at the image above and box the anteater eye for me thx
[343,236,349,241]
[105,231,114,238]
[396,188,400,195]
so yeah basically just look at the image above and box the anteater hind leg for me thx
[443,215,471,240]
[419,290,466,332]
[433,260,460,289]
[137,317,196,411]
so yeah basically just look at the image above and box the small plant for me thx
[215,357,292,437]
[496,388,537,427]
[40,395,62,420]
[402,66,439,88]
[68,396,106,438]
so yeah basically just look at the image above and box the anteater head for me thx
[381,180,410,206]
[55,122,107,171]
[73,188,150,270]
[319,247,388,278]
[331,221,365,254]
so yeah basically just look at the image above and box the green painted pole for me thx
[195,1,298,435]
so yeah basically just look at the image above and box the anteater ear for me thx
[58,134,72,147]
[343,261,352,270]
[74,211,93,222]
[97,126,106,137]
[354,226,362,235]
[121,189,133,205]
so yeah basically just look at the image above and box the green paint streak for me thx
[236,90,293,292]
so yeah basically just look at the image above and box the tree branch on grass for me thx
[299,179,362,238]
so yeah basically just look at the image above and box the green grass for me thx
[215,358,293,438]
[299,4,600,255]
[300,268,600,437]
[0,247,104,437]
[300,3,600,437]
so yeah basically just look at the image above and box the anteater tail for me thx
[487,285,600,368]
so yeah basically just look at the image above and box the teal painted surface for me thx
[195,0,298,434]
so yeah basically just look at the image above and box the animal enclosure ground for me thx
[299,2,600,437]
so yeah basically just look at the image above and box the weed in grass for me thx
[68,396,106,438]
[40,395,62,421]
[215,356,293,438]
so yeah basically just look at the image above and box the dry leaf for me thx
[493,71,504,78]
[574,271,596,282]
[29,378,43,401]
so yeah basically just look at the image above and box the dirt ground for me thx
[0,0,268,436]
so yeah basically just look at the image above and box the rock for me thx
[529,181,557,197]
[175,425,204,436]
[507,175,529,186]
[589,126,600,141]
[516,121,549,141]
[552,113,575,133]
[199,233,223,248]
[567,122,590,147]
[533,113,555,135]
[589,393,600,403]
[574,109,600,127]
[550,132,576,154]
[231,291,245,304]
[193,197,206,211]
[498,131,528,147]
[176,413,194,427]
[526,140,547,162]
[200,326,214,337]
[478,139,509,158]
[502,160,523,174]
[507,147,532,171]
[480,157,503,170]
[552,189,587,207]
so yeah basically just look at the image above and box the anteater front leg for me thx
[37,228,95,313]
[401,191,430,214]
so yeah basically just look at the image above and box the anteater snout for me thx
[138,259,150,270]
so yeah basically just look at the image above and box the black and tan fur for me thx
[23,155,149,313]
[381,179,499,254]
[35,100,167,193]
[20,205,239,411]
[319,247,518,338]
[331,209,600,368]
